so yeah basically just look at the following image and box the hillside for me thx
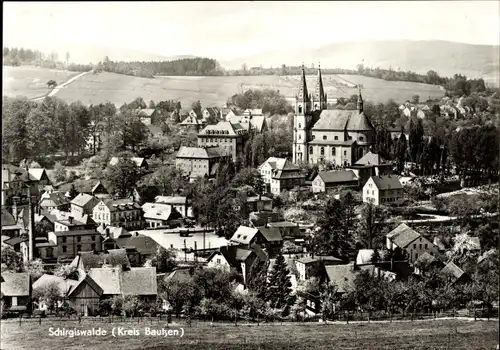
[225,40,500,83]
[42,71,444,107]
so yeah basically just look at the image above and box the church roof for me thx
[297,64,310,101]
[311,109,373,132]
[346,111,374,131]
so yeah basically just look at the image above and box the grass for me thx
[3,66,79,100]
[1,318,497,350]
[47,71,444,107]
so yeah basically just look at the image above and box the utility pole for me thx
[184,239,187,262]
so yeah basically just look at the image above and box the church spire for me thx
[315,63,326,110]
[357,85,364,113]
[297,63,309,102]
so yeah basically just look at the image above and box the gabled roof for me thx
[368,175,403,190]
[316,170,358,184]
[203,107,220,118]
[88,268,121,294]
[441,261,465,282]
[109,157,147,167]
[176,146,227,159]
[387,223,421,248]
[91,181,108,195]
[28,168,48,181]
[243,108,263,116]
[33,274,79,296]
[325,263,357,293]
[88,267,157,296]
[356,249,374,265]
[3,236,28,246]
[55,214,96,227]
[67,274,104,297]
[208,244,268,268]
[54,229,99,237]
[259,227,282,242]
[1,209,17,227]
[230,226,260,245]
[72,249,131,270]
[312,110,374,131]
[154,196,187,205]
[99,199,141,212]
[115,234,159,256]
[180,115,204,126]
[39,191,70,208]
[97,224,131,239]
[199,121,248,136]
[1,272,30,296]
[142,202,183,221]
[138,108,155,117]
[355,152,390,166]
[71,193,99,208]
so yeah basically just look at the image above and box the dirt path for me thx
[33,70,90,101]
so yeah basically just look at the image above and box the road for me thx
[33,70,90,102]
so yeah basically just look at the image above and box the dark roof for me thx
[369,175,403,190]
[209,244,268,268]
[1,273,30,296]
[317,170,358,184]
[33,274,79,296]
[115,234,159,256]
[259,227,283,242]
[176,146,227,159]
[1,209,17,227]
[54,229,99,237]
[355,152,390,166]
[89,267,157,296]
[312,110,374,131]
[71,193,100,208]
[325,263,357,293]
[441,261,465,282]
[39,192,70,208]
[100,199,141,212]
[67,275,103,297]
[387,223,421,248]
[3,236,28,246]
[74,249,131,270]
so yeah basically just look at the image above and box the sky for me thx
[3,1,499,62]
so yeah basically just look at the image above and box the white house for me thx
[141,203,183,229]
[311,170,359,193]
[258,157,305,194]
[154,196,192,217]
[363,175,403,205]
[386,223,440,263]
[92,199,143,230]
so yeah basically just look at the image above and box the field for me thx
[3,66,79,100]
[4,69,445,108]
[1,318,497,350]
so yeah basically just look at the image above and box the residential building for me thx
[257,227,283,256]
[142,202,183,229]
[220,107,241,121]
[246,195,273,212]
[311,170,359,193]
[292,65,375,165]
[2,165,51,206]
[67,275,103,316]
[137,108,157,125]
[197,121,250,162]
[363,175,403,205]
[1,208,21,237]
[113,232,160,265]
[38,191,70,213]
[206,244,268,285]
[202,107,221,122]
[229,225,283,255]
[0,272,31,312]
[47,229,103,260]
[386,223,439,263]
[92,199,144,230]
[259,157,306,194]
[175,146,229,179]
[180,115,205,131]
[109,157,148,170]
[441,261,468,285]
[88,267,158,303]
[353,151,392,175]
[266,221,301,239]
[54,214,97,232]
[154,196,192,217]
[70,193,100,219]
[295,257,325,281]
[226,111,267,134]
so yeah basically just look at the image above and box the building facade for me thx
[292,65,375,166]
[363,175,404,205]
[92,199,144,230]
[197,121,249,162]
[175,146,229,179]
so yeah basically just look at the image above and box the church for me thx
[292,65,376,166]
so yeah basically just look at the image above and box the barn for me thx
[67,275,103,316]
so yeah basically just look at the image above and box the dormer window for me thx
[323,135,327,140]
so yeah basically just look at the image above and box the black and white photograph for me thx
[1,1,499,349]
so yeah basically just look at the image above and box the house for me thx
[2,165,51,206]
[229,226,266,247]
[441,261,468,285]
[109,157,148,170]
[1,272,31,312]
[54,214,97,232]
[88,267,158,302]
[414,252,444,275]
[220,107,241,121]
[38,191,70,213]
[226,112,268,134]
[141,202,183,229]
[353,151,392,176]
[246,195,273,212]
[92,199,144,230]
[266,221,301,239]
[70,193,100,219]
[206,244,268,285]
[386,223,439,263]
[258,227,283,256]
[295,257,325,281]
[154,196,192,217]
[197,121,250,162]
[47,229,103,260]
[259,157,306,194]
[88,181,109,199]
[97,224,131,250]
[363,175,403,205]
[1,208,21,237]
[249,211,281,227]
[114,232,160,265]
[32,274,79,311]
[202,107,220,122]
[70,249,131,273]
[137,108,157,126]
[324,263,358,294]
[175,146,229,179]
[67,275,103,316]
[311,170,359,193]
[180,115,205,131]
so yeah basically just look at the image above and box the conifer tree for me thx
[267,252,292,309]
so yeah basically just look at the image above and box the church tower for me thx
[293,64,311,164]
[357,85,364,113]
[313,64,327,111]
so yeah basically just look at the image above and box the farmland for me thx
[1,318,497,350]
[3,67,445,107]
[3,66,79,100]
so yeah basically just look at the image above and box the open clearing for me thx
[3,66,79,100]
[1,318,497,350]
[43,71,444,107]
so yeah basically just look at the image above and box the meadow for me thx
[1,318,497,350]
[3,66,445,107]
[3,66,79,100]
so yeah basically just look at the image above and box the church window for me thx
[298,106,302,113]
[312,135,315,140]
[298,123,301,128]
[334,136,338,140]
[323,135,327,140]
[359,136,364,141]
[298,134,301,140]
[309,146,313,155]
[332,148,336,156]
[320,147,325,156]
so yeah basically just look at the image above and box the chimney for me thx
[68,216,74,224]
[28,197,35,261]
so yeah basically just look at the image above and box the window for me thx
[415,253,418,259]
[348,136,352,140]
[413,244,416,249]
[332,148,336,156]
[425,244,428,249]
[46,247,53,258]
[62,246,67,253]
[334,136,338,140]
[77,245,81,252]
[62,237,67,243]
[419,244,422,249]
[298,123,301,128]
[312,135,315,140]
[323,135,327,140]
[298,106,302,113]
[77,236,81,242]
[320,147,324,156]
[344,150,347,156]
[298,134,301,140]
[309,146,313,155]
[91,243,96,250]
[216,259,221,264]
[92,235,95,241]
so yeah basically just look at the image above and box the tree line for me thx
[228,89,294,116]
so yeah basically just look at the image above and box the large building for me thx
[292,65,376,166]
[197,121,250,162]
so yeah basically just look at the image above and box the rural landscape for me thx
[2,2,499,350]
